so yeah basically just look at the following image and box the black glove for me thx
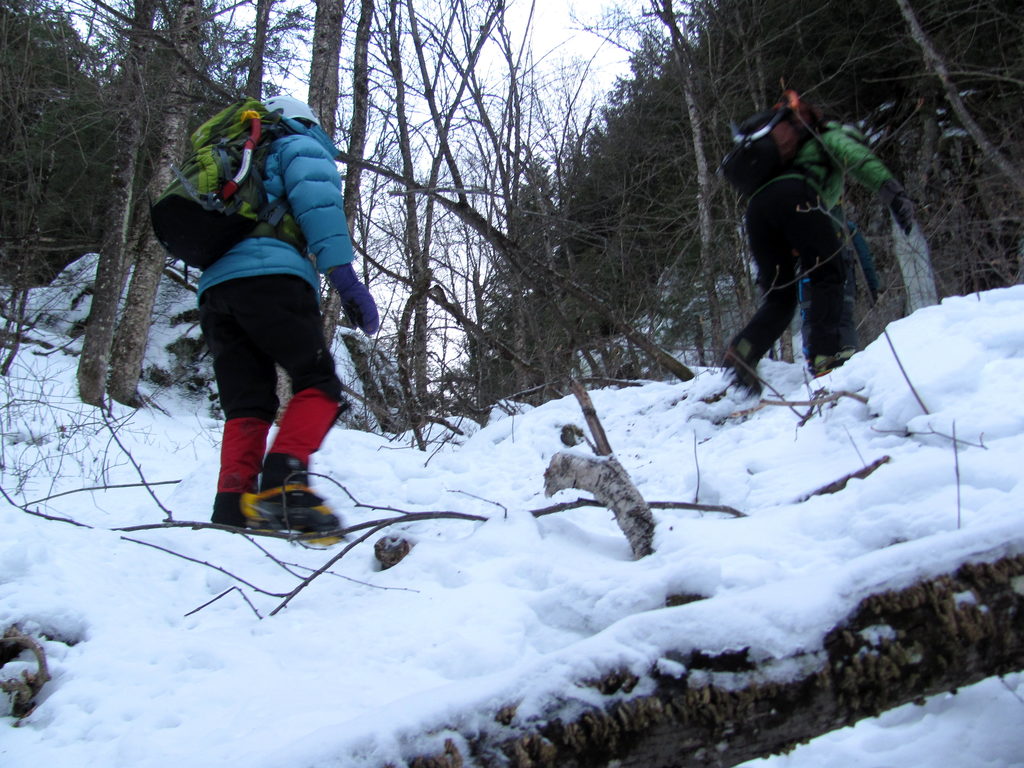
[328,263,380,335]
[878,179,915,235]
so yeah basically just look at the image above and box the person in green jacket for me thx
[723,94,915,395]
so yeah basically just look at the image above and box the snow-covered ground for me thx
[2,279,1023,767]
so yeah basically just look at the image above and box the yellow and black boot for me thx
[241,453,342,546]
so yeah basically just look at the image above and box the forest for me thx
[1,0,1021,437]
[2,2,1024,763]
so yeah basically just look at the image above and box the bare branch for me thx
[184,587,263,620]
[544,453,655,558]
[896,0,1024,197]
[26,479,180,507]
[100,412,176,520]
[119,536,289,597]
[884,330,930,415]
[797,456,892,502]
[1,485,94,529]
[568,379,614,456]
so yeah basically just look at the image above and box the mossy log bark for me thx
[403,554,1024,768]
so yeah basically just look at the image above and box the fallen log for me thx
[543,452,655,559]
[400,552,1024,768]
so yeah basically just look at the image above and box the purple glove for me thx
[328,263,379,335]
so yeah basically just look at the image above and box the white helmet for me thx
[264,95,320,126]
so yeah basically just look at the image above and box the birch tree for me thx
[76,0,156,407]
[107,0,202,406]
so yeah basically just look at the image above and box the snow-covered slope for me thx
[2,285,1023,767]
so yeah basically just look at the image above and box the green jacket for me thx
[766,121,895,208]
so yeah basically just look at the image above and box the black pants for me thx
[799,246,859,357]
[199,275,342,421]
[735,177,844,363]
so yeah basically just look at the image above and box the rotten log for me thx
[544,452,655,559]
[401,552,1024,768]
[1,626,50,718]
[375,535,413,570]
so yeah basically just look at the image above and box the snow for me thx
[2,280,1024,767]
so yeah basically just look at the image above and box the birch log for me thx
[543,452,655,559]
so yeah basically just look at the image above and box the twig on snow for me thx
[953,421,962,529]
[528,497,745,519]
[1,484,94,528]
[692,432,702,505]
[884,330,930,415]
[649,500,746,518]
[732,390,870,423]
[270,522,393,616]
[26,479,180,507]
[797,456,892,502]
[119,536,289,597]
[101,412,176,521]
[184,586,263,620]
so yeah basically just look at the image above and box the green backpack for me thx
[150,98,303,269]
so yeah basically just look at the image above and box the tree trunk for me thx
[308,0,346,345]
[402,551,1024,767]
[891,221,938,313]
[654,0,723,357]
[244,0,274,99]
[76,0,156,407]
[388,0,439,440]
[108,0,201,406]
[333,0,376,345]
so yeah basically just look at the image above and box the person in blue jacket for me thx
[199,94,379,541]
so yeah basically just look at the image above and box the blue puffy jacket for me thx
[198,120,354,298]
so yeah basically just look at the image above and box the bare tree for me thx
[244,0,275,99]
[896,0,1024,199]
[652,0,724,361]
[76,0,157,407]
[307,0,346,346]
[107,0,202,406]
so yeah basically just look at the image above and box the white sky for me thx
[503,0,633,93]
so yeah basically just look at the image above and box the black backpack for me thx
[720,91,820,196]
[150,98,302,269]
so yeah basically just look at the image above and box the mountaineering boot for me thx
[212,491,246,527]
[240,453,342,545]
[810,349,853,378]
[212,417,272,527]
[722,337,763,397]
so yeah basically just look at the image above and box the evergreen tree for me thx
[0,0,116,286]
